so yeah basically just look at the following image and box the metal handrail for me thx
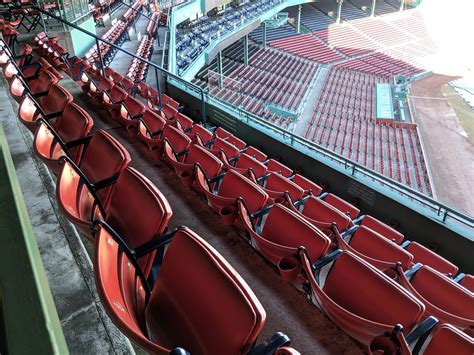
[32,4,206,121]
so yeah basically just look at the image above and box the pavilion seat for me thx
[207,136,240,159]
[102,85,128,112]
[88,75,114,98]
[18,83,73,132]
[266,159,293,177]
[404,241,459,276]
[287,195,353,235]
[396,264,474,335]
[186,123,213,145]
[356,215,404,244]
[160,124,192,158]
[100,167,173,276]
[33,102,94,175]
[163,142,223,186]
[238,201,330,281]
[224,134,246,150]
[93,225,290,354]
[161,93,180,109]
[162,103,178,119]
[244,146,267,162]
[173,112,194,132]
[369,321,473,355]
[459,274,474,293]
[195,167,268,226]
[257,172,304,204]
[114,95,145,134]
[415,324,473,355]
[290,174,323,196]
[321,193,360,219]
[298,249,426,345]
[10,70,58,101]
[137,109,167,152]
[221,153,268,180]
[334,225,413,271]
[56,130,131,236]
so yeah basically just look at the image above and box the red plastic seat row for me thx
[94,222,298,354]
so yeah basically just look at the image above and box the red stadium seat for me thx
[369,321,473,355]
[10,70,58,101]
[334,225,413,271]
[290,174,323,196]
[207,136,239,159]
[244,146,267,162]
[163,142,223,186]
[287,195,353,235]
[358,215,404,244]
[238,201,330,281]
[257,172,304,204]
[33,102,94,175]
[102,167,173,276]
[405,241,459,275]
[322,193,360,219]
[299,249,425,345]
[396,264,474,334]
[194,167,268,226]
[459,274,474,293]
[94,225,269,354]
[114,95,145,134]
[137,109,167,152]
[102,85,127,112]
[56,130,131,236]
[186,123,213,145]
[161,124,191,157]
[18,83,73,132]
[266,159,293,177]
[221,152,268,180]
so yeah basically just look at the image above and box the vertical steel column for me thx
[243,35,249,66]
[95,38,106,76]
[371,0,376,17]
[154,66,162,108]
[336,0,343,24]
[217,51,223,89]
[296,5,302,33]
[399,0,404,11]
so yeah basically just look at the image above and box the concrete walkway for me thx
[0,77,134,355]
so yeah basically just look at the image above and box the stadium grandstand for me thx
[0,0,473,353]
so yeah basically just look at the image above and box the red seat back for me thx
[291,174,323,196]
[349,226,413,269]
[406,242,459,275]
[266,159,293,177]
[263,172,304,201]
[302,196,352,231]
[460,274,474,293]
[162,125,191,154]
[105,167,173,276]
[219,170,268,214]
[360,215,404,244]
[323,252,425,329]
[410,266,474,320]
[190,124,213,143]
[245,146,267,162]
[139,109,166,138]
[235,153,267,178]
[79,130,131,204]
[212,137,239,158]
[39,83,73,115]
[324,193,360,219]
[185,144,223,178]
[145,228,266,354]
[423,324,474,355]
[261,204,331,262]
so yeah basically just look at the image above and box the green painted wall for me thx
[70,17,96,57]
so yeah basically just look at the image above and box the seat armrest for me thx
[248,332,291,355]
